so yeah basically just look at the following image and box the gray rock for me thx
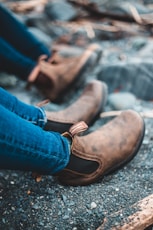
[0,73,17,88]
[28,27,52,48]
[131,37,147,51]
[138,40,153,58]
[97,58,153,100]
[45,0,77,21]
[32,203,40,210]
[108,92,136,110]
[143,0,153,4]
[97,0,152,15]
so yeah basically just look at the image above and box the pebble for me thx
[132,37,147,51]
[68,201,75,206]
[90,202,97,209]
[61,194,67,203]
[2,218,6,224]
[63,215,69,220]
[10,181,15,185]
[32,204,40,210]
[108,92,136,110]
[143,139,149,145]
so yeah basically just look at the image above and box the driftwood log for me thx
[4,0,48,13]
[97,194,153,230]
[69,0,153,25]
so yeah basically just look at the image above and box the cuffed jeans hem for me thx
[36,106,47,128]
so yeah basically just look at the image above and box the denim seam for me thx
[0,131,70,162]
[1,141,68,173]
[0,139,63,162]
[0,132,54,156]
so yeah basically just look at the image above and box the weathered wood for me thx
[100,110,153,119]
[6,0,48,13]
[69,0,137,23]
[97,194,153,230]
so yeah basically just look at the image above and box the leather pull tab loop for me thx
[69,121,88,137]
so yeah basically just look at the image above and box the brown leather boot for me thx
[56,110,145,186]
[28,43,102,101]
[44,80,107,133]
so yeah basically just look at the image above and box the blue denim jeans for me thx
[0,4,51,80]
[0,87,70,174]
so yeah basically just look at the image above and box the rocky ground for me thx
[0,0,153,229]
